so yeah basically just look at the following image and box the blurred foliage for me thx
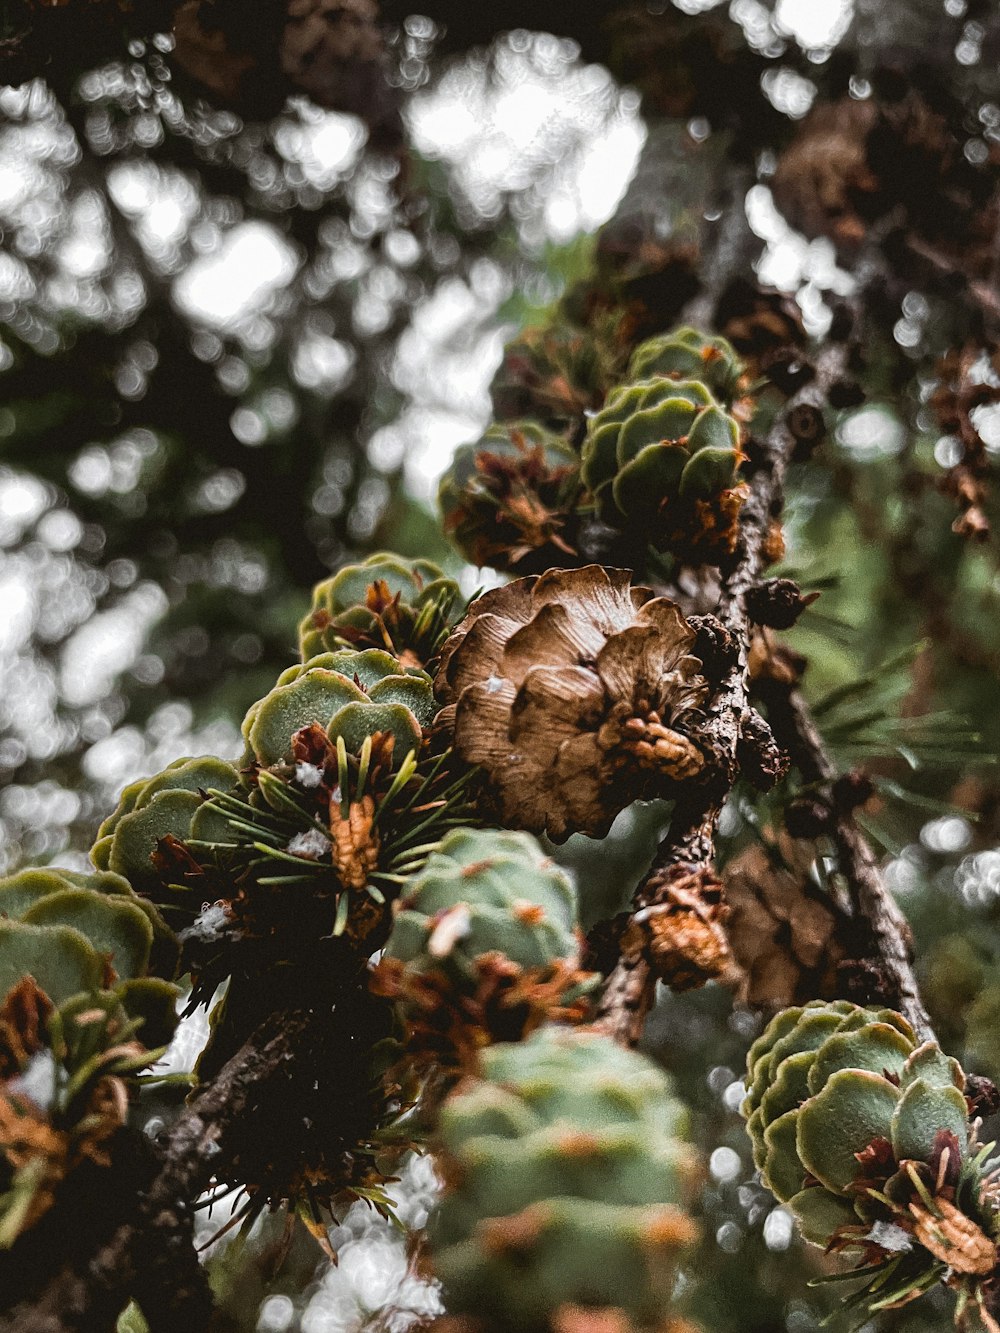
[0,28,633,869]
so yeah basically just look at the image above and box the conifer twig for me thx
[593,340,931,1046]
[762,684,933,1040]
[0,1009,314,1333]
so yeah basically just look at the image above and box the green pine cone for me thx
[743,1000,999,1321]
[386,828,579,979]
[430,1026,698,1330]
[627,327,747,406]
[91,754,241,897]
[581,375,743,530]
[298,553,460,667]
[439,421,581,573]
[490,323,619,426]
[0,866,182,1248]
[241,648,436,769]
[0,866,179,1047]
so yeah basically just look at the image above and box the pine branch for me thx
[591,338,929,1045]
[761,684,933,1040]
[0,1009,314,1333]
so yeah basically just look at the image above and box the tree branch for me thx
[0,1009,314,1333]
[762,685,933,1039]
[591,339,927,1046]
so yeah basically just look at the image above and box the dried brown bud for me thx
[737,708,787,791]
[966,1074,1000,1121]
[788,403,827,457]
[746,578,819,630]
[0,977,53,1079]
[831,770,875,813]
[761,521,786,567]
[783,798,832,840]
[624,865,731,991]
[686,614,739,687]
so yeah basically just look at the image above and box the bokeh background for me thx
[3,0,1000,1329]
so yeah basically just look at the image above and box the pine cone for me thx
[724,838,849,1010]
[743,1001,1000,1322]
[241,647,437,768]
[580,333,748,563]
[491,325,619,428]
[627,326,747,408]
[0,875,173,1249]
[92,754,240,898]
[299,553,460,668]
[380,828,594,1060]
[435,566,709,841]
[0,867,179,1045]
[93,648,474,1090]
[439,422,582,574]
[771,100,880,249]
[430,1026,699,1330]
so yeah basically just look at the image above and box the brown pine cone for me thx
[435,566,709,841]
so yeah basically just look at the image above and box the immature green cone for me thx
[628,327,747,407]
[91,754,241,898]
[93,648,447,955]
[0,866,179,1046]
[581,330,748,563]
[439,421,582,574]
[380,829,593,1062]
[491,324,619,427]
[430,1026,698,1331]
[92,644,471,1061]
[0,866,180,1247]
[298,553,460,669]
[241,647,436,769]
[0,977,166,1248]
[743,1000,1000,1324]
[87,643,466,1231]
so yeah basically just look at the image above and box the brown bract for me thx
[724,838,848,1009]
[909,1197,996,1277]
[435,566,709,841]
[329,793,380,891]
[0,1092,69,1234]
[622,865,732,991]
[371,952,594,1073]
[0,978,52,1079]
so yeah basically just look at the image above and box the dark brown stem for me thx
[764,687,933,1039]
[593,341,918,1046]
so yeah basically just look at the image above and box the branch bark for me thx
[592,339,932,1046]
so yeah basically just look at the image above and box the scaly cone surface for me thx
[87,640,476,1226]
[581,328,749,563]
[298,553,460,669]
[379,828,595,1065]
[0,868,180,1247]
[743,1000,1000,1326]
[435,565,708,841]
[439,422,582,575]
[430,1025,699,1331]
